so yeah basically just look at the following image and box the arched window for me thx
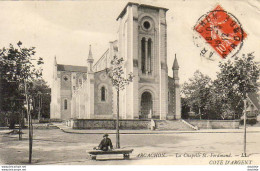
[141,38,146,74]
[148,38,152,74]
[64,99,68,110]
[101,86,106,101]
[141,37,153,74]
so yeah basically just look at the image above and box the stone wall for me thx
[187,120,240,129]
[94,70,113,117]
[66,119,151,130]
[60,71,72,120]
[168,77,174,118]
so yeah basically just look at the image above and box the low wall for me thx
[66,119,151,130]
[187,120,240,129]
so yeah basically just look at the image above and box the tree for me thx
[215,52,260,156]
[182,53,260,121]
[181,70,212,119]
[181,97,190,119]
[0,41,43,117]
[211,78,242,120]
[29,79,51,120]
[216,52,260,118]
[107,55,133,149]
[0,41,44,163]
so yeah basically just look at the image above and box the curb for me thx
[55,125,260,135]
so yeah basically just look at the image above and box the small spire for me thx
[87,45,94,72]
[53,56,57,79]
[172,54,179,70]
[88,45,93,60]
[54,56,57,66]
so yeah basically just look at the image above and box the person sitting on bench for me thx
[94,133,113,151]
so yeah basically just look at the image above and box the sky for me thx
[0,0,260,86]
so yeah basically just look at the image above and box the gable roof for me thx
[57,64,88,73]
[247,92,260,110]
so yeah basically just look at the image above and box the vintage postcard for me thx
[0,0,260,169]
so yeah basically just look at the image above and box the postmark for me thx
[193,4,247,59]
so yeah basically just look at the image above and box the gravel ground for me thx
[0,128,260,165]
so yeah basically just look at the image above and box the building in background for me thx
[50,2,181,121]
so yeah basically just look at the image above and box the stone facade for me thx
[50,59,88,120]
[67,119,151,130]
[50,2,181,122]
[94,70,113,118]
[118,3,169,120]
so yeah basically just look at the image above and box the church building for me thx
[50,2,181,121]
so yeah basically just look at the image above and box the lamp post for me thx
[242,95,247,157]
[24,79,33,163]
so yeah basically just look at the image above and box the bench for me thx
[88,149,134,160]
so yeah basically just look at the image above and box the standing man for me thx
[151,119,156,130]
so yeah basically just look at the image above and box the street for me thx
[1,128,260,165]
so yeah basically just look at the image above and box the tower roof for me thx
[117,2,168,21]
[172,55,179,70]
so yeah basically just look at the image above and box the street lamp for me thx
[242,95,248,157]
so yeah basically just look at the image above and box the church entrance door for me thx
[140,92,153,119]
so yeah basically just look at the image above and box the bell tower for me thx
[117,3,169,120]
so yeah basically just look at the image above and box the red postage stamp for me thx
[194,5,247,59]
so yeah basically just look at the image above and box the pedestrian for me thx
[151,119,156,130]
[94,133,113,151]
